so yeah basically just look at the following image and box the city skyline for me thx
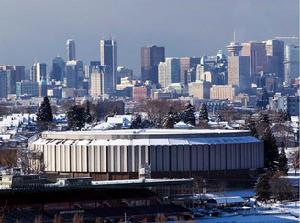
[0,0,298,76]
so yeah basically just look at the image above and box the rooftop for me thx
[40,128,251,140]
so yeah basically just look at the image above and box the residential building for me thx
[210,85,235,100]
[188,80,211,99]
[132,86,148,102]
[16,81,39,97]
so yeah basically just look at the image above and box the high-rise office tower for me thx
[179,57,201,85]
[158,57,180,88]
[14,66,25,82]
[0,66,16,94]
[141,45,165,84]
[51,56,65,81]
[265,39,284,82]
[90,66,106,97]
[240,42,267,79]
[284,45,299,85]
[228,56,250,92]
[227,40,250,92]
[65,60,84,89]
[31,63,47,82]
[0,70,7,98]
[100,39,117,93]
[66,39,76,61]
[158,62,168,88]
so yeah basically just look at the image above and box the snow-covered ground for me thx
[198,214,298,223]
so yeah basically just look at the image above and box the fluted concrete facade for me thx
[29,129,263,178]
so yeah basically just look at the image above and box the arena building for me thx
[29,129,264,180]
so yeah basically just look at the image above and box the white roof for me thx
[208,196,245,204]
[43,128,249,137]
[34,136,259,147]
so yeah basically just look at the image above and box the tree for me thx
[162,112,176,129]
[290,150,299,175]
[278,147,288,174]
[36,96,53,131]
[262,127,279,169]
[181,103,195,126]
[85,101,93,124]
[199,103,209,122]
[269,171,293,201]
[255,172,272,202]
[131,114,142,129]
[137,100,184,128]
[247,118,259,138]
[67,105,86,130]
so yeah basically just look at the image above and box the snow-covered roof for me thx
[207,196,245,204]
[33,136,259,146]
[174,121,194,129]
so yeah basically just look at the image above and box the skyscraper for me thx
[0,70,7,98]
[227,40,250,92]
[51,56,65,81]
[90,66,105,98]
[240,42,267,80]
[66,39,76,61]
[284,44,299,85]
[228,56,250,92]
[141,45,165,84]
[65,60,84,89]
[179,57,201,85]
[265,39,284,82]
[0,66,16,94]
[100,39,117,93]
[31,63,47,82]
[158,57,180,88]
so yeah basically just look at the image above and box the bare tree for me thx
[269,171,294,201]
[290,150,300,175]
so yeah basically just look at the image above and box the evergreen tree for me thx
[262,127,279,169]
[278,146,289,174]
[247,118,259,138]
[67,105,86,130]
[163,111,176,129]
[181,103,196,126]
[199,103,209,122]
[255,171,272,202]
[85,101,93,124]
[36,96,53,131]
[131,114,142,129]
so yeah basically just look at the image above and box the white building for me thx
[29,129,264,180]
[158,58,180,88]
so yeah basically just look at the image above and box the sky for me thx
[0,0,298,76]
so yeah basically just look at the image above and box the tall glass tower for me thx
[100,39,117,94]
[66,39,76,61]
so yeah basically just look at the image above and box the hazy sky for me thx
[0,0,298,76]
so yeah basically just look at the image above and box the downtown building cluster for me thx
[0,37,299,116]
